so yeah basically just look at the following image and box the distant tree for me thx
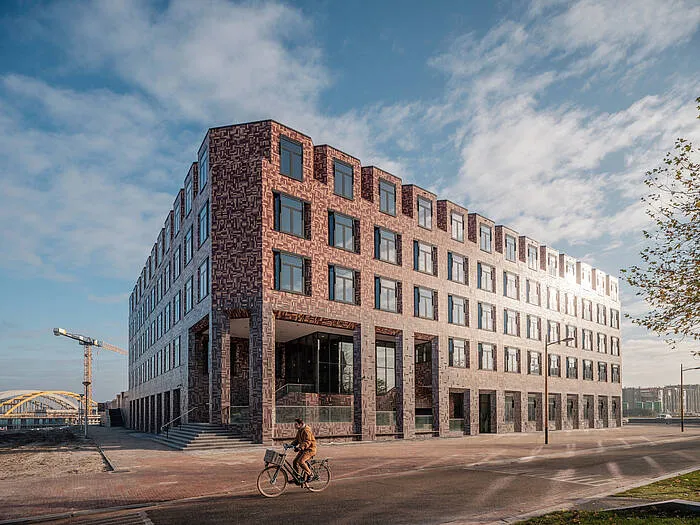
[622,97,700,350]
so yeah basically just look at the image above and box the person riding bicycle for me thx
[290,418,316,484]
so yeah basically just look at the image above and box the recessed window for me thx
[566,325,577,347]
[198,259,209,300]
[334,160,354,200]
[505,347,519,373]
[582,329,593,351]
[505,235,517,261]
[597,304,607,325]
[505,393,515,422]
[449,338,467,368]
[547,254,558,277]
[375,276,399,313]
[478,302,495,331]
[478,343,495,370]
[477,263,494,292]
[184,276,193,314]
[611,309,620,329]
[280,136,303,181]
[329,212,357,252]
[504,309,519,336]
[414,241,434,275]
[527,315,541,340]
[448,295,467,326]
[274,252,306,294]
[173,291,181,323]
[414,286,435,319]
[547,321,560,344]
[526,279,540,305]
[528,394,538,420]
[527,245,538,270]
[583,360,593,380]
[274,193,305,238]
[198,201,209,246]
[451,213,464,241]
[418,197,432,229]
[416,342,431,363]
[448,252,467,284]
[528,351,541,375]
[598,362,608,382]
[185,179,193,216]
[379,179,395,215]
[565,261,576,280]
[184,227,193,266]
[547,287,558,311]
[329,265,356,304]
[480,224,492,252]
[198,145,208,193]
[375,228,398,264]
[548,354,560,377]
[503,271,518,299]
[164,221,171,253]
[566,357,578,379]
[174,201,181,235]
[376,342,396,394]
[611,364,620,383]
[611,337,620,356]
[597,333,607,353]
[173,246,181,280]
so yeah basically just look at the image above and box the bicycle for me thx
[257,443,331,497]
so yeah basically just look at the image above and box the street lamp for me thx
[680,362,700,432]
[544,337,574,445]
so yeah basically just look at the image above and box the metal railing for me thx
[276,405,352,424]
[415,415,434,431]
[227,405,249,425]
[160,402,209,437]
[275,383,316,398]
[376,411,397,426]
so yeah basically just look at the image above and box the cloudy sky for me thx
[0,0,698,400]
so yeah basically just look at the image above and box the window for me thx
[319,337,353,395]
[597,333,607,353]
[528,351,541,375]
[565,261,576,280]
[164,303,171,333]
[505,235,517,262]
[329,266,356,304]
[611,337,620,356]
[610,309,620,329]
[527,245,538,270]
[448,253,466,284]
[566,357,578,379]
[184,227,193,266]
[547,287,559,311]
[274,252,305,294]
[334,160,354,199]
[375,228,398,264]
[448,295,467,326]
[449,338,467,368]
[478,263,494,292]
[274,193,305,238]
[173,246,181,280]
[596,304,607,325]
[173,291,181,323]
[416,342,431,363]
[414,241,434,275]
[198,259,209,300]
[565,325,577,347]
[505,347,519,373]
[610,281,619,301]
[478,303,495,331]
[527,315,541,340]
[174,201,181,235]
[504,309,519,336]
[198,201,209,246]
[547,321,560,344]
[184,277,193,314]
[528,394,538,421]
[598,362,607,382]
[504,271,518,299]
[379,179,395,215]
[280,136,303,181]
[611,364,620,383]
[548,396,557,422]
[505,394,515,422]
[376,343,396,394]
[547,254,558,277]
[583,360,594,380]
[596,273,606,295]
[582,300,592,321]
[329,212,357,252]
[198,145,208,192]
[185,179,193,216]
[582,329,593,350]
[414,286,435,319]
[548,354,560,377]
[565,293,576,316]
[480,224,492,252]
[164,221,171,254]
[526,279,540,305]
[375,277,398,313]
[451,213,464,241]
[478,343,495,370]
[417,196,432,229]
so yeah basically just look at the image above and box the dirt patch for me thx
[0,428,109,479]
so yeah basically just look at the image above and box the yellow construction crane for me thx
[53,327,127,437]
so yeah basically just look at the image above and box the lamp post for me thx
[544,336,574,445]
[680,363,700,432]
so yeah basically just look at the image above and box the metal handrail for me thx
[275,383,315,397]
[161,402,209,437]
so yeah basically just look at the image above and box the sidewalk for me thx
[0,425,698,522]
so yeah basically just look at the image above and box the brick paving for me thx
[0,425,698,522]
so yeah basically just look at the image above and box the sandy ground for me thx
[0,428,108,479]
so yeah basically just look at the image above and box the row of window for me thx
[512,394,620,423]
[130,336,182,388]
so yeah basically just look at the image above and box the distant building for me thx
[623,385,700,416]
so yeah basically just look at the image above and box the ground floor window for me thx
[504,393,515,423]
[528,394,537,421]
[376,342,396,394]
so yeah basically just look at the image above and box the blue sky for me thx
[0,0,699,401]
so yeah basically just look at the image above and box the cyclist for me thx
[290,418,316,485]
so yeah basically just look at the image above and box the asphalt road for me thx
[143,436,700,525]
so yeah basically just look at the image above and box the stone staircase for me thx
[150,422,255,450]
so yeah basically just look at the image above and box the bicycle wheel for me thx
[257,465,288,497]
[306,463,331,492]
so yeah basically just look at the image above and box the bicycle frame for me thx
[267,447,306,484]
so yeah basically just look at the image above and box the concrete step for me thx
[151,434,255,450]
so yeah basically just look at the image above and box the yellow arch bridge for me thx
[0,390,99,430]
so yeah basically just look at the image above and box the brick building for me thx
[126,120,623,444]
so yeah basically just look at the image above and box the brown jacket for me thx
[292,424,317,455]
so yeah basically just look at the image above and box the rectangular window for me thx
[597,333,607,353]
[274,252,305,294]
[416,342,431,363]
[164,221,171,254]
[547,321,560,344]
[505,347,519,373]
[184,277,193,314]
[274,193,305,238]
[478,302,495,331]
[611,337,620,356]
[334,160,354,199]
[375,277,398,313]
[184,227,193,266]
[611,309,620,329]
[566,357,578,379]
[418,196,432,229]
[598,362,608,382]
[173,291,181,323]
[528,351,541,375]
[478,343,495,370]
[379,179,396,215]
[565,293,576,316]
[565,261,576,280]
[198,259,209,300]
[449,338,467,368]
[185,179,193,216]
[582,300,592,321]
[527,245,538,270]
[164,303,171,333]
[174,201,181,235]
[198,145,208,192]
[526,280,540,305]
[480,224,492,252]
[504,271,518,299]
[547,287,558,311]
[505,393,515,423]
[448,295,467,326]
[610,282,619,301]
[582,329,593,350]
[329,266,355,304]
[318,338,353,395]
[583,360,594,380]
[547,254,558,277]
[329,212,356,252]
[414,286,435,319]
[173,246,181,280]
[198,201,209,246]
[376,343,396,394]
[478,263,494,292]
[528,394,537,421]
[280,136,303,181]
[504,309,519,336]
[566,325,577,347]
[375,228,397,264]
[505,235,517,261]
[597,304,607,324]
[414,241,434,274]
[448,253,466,284]
[548,354,560,377]
[611,364,620,383]
[451,213,464,241]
